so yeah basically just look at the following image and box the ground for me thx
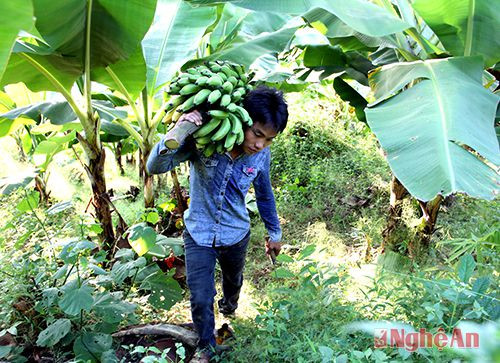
[0,86,498,362]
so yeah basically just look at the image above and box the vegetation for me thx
[0,0,498,362]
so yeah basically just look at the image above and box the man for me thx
[147,86,288,360]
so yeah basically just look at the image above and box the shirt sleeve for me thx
[252,149,282,243]
[146,135,195,175]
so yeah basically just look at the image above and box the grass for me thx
[0,86,498,362]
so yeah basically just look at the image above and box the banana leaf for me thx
[366,56,499,201]
[412,0,500,67]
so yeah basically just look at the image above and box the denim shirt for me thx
[147,136,282,247]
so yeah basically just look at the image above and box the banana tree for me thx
[94,0,312,208]
[91,0,218,208]
[0,0,157,257]
[188,0,500,255]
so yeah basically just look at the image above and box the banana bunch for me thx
[164,60,254,157]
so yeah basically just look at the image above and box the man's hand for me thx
[265,237,282,265]
[177,110,203,126]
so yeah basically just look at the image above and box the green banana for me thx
[216,142,225,154]
[226,103,237,112]
[231,91,242,102]
[169,83,181,94]
[220,94,231,107]
[177,77,191,86]
[180,94,197,112]
[179,84,200,95]
[236,128,245,145]
[203,143,216,157]
[193,118,222,138]
[209,63,222,73]
[228,113,242,135]
[207,89,222,104]
[196,135,213,145]
[207,75,223,87]
[235,106,252,125]
[227,76,238,86]
[187,68,200,76]
[217,71,228,81]
[211,118,231,141]
[194,89,212,105]
[224,132,237,150]
[222,81,234,93]
[165,95,184,112]
[200,68,215,77]
[233,64,245,76]
[208,110,229,119]
[195,76,209,86]
[221,65,238,78]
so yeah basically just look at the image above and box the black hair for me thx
[243,85,288,133]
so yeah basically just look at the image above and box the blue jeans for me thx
[183,229,250,349]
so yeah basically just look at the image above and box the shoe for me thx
[191,347,213,363]
[191,345,232,362]
[217,299,236,317]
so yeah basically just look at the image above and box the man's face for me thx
[241,121,278,155]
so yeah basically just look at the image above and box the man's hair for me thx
[243,86,288,133]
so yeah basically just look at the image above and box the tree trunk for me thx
[34,174,50,204]
[76,133,115,260]
[115,141,125,176]
[416,196,443,248]
[139,147,155,209]
[170,169,187,214]
[381,176,409,252]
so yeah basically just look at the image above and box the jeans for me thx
[183,228,250,349]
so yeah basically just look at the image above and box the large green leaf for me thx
[413,0,500,67]
[58,285,94,315]
[140,270,183,310]
[457,254,476,283]
[0,51,81,92]
[142,0,217,96]
[0,1,34,81]
[32,0,156,69]
[187,0,410,37]
[1,100,76,125]
[73,332,112,363]
[302,44,375,85]
[366,56,499,201]
[127,223,157,256]
[185,18,301,69]
[92,46,147,101]
[36,319,72,347]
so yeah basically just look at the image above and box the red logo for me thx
[374,328,479,352]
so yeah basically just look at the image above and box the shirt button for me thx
[220,191,224,196]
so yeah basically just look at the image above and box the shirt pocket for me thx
[198,155,219,180]
[237,164,258,193]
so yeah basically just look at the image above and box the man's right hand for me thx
[177,110,203,127]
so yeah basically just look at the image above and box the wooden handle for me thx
[164,121,201,149]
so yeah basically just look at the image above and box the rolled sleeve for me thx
[146,135,194,174]
[253,150,282,242]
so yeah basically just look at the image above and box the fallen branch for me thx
[112,324,198,348]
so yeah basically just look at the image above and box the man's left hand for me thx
[265,238,282,257]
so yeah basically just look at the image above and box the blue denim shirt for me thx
[147,136,282,247]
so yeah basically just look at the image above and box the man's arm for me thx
[253,149,282,254]
[147,111,203,174]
